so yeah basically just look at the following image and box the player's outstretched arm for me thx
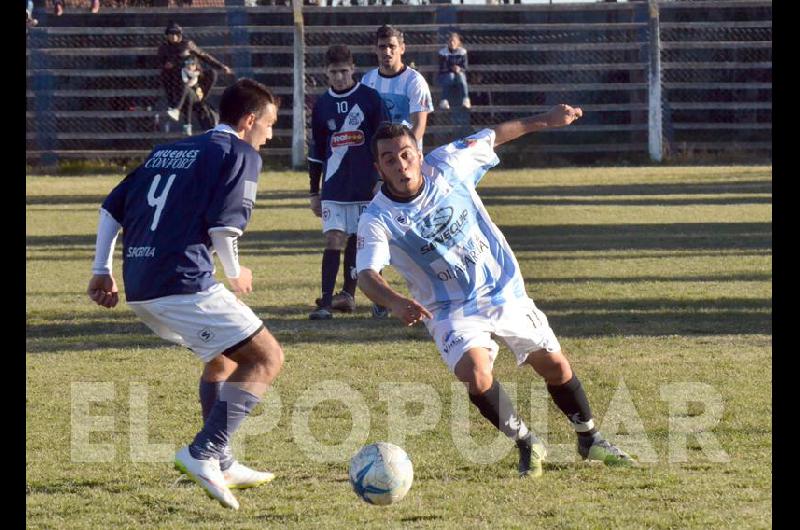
[358,269,432,326]
[493,104,582,147]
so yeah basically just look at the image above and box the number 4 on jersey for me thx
[147,173,176,231]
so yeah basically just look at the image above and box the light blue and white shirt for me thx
[356,129,528,320]
[360,65,434,145]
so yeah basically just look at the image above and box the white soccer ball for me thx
[348,442,413,505]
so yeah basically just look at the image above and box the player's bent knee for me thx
[526,349,573,385]
[203,354,237,381]
[455,365,494,395]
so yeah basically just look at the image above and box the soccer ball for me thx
[348,442,413,505]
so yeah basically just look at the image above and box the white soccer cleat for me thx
[223,461,276,489]
[462,97,472,109]
[439,99,450,110]
[166,108,181,121]
[174,446,239,510]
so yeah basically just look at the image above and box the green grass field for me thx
[26,165,772,528]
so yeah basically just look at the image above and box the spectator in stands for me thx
[158,21,233,128]
[26,0,38,28]
[437,31,471,110]
[167,54,220,136]
[53,0,100,16]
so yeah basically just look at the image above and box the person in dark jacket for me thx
[437,32,471,110]
[158,21,233,127]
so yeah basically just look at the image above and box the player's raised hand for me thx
[389,297,433,327]
[309,195,322,217]
[544,104,583,128]
[228,266,253,295]
[87,274,119,308]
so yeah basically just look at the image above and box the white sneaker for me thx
[439,99,450,110]
[174,446,239,510]
[462,97,472,109]
[223,461,276,489]
[166,108,181,121]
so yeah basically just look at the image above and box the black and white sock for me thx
[468,380,531,442]
[547,375,598,438]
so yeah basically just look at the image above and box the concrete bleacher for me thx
[26,1,771,167]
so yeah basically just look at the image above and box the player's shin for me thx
[198,380,235,470]
[546,374,597,438]
[342,235,358,297]
[468,380,546,476]
[320,249,342,307]
[189,383,261,461]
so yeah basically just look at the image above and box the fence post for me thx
[292,0,306,169]
[29,31,58,168]
[647,0,663,162]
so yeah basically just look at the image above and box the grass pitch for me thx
[27,165,771,528]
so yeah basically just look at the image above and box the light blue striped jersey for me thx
[356,129,527,319]
[360,66,433,142]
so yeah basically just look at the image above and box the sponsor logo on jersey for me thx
[419,207,453,238]
[144,149,200,169]
[433,236,490,281]
[442,330,464,354]
[357,236,365,249]
[454,138,478,150]
[331,130,365,148]
[395,214,409,225]
[347,109,364,127]
[420,209,470,254]
[126,246,156,258]
[327,119,337,131]
[197,327,215,343]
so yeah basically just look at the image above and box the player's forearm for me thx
[410,112,428,146]
[358,269,404,308]
[92,208,121,275]
[493,104,582,146]
[209,228,241,278]
[492,114,553,147]
[308,160,323,195]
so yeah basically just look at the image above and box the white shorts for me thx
[321,201,370,235]
[128,283,264,363]
[425,297,562,373]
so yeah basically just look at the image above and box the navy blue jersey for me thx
[102,128,262,302]
[309,83,389,202]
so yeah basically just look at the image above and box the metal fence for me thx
[25,0,771,169]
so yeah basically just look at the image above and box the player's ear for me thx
[237,112,256,132]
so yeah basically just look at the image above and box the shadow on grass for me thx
[26,222,771,255]
[26,294,771,355]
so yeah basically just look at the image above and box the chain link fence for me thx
[26,0,771,169]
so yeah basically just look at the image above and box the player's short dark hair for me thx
[448,31,461,41]
[325,44,353,66]
[376,25,404,44]
[371,122,418,160]
[219,78,279,125]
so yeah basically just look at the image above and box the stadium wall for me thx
[25,0,771,170]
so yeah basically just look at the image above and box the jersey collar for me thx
[212,123,240,138]
[327,82,360,99]
[377,64,408,79]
